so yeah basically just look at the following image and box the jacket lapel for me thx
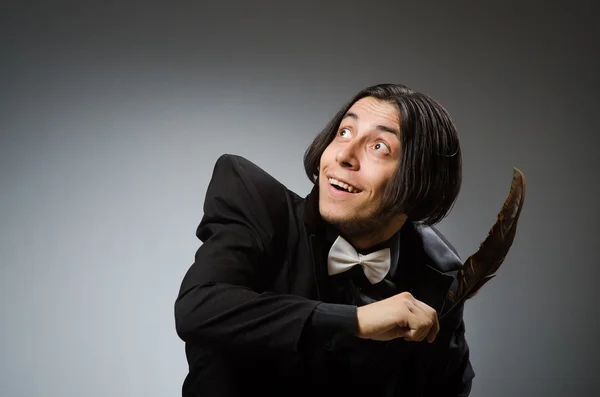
[398,222,460,316]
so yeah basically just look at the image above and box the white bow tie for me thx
[327,235,391,284]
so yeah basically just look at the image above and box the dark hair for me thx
[303,83,462,226]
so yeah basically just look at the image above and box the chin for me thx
[319,203,344,224]
[320,204,364,229]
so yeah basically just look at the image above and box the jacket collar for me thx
[398,222,461,315]
[303,182,324,236]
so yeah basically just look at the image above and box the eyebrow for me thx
[342,111,400,136]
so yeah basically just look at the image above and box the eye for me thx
[338,128,352,138]
[373,141,391,154]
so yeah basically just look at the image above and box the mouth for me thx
[327,177,362,194]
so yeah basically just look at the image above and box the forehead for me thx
[346,97,400,126]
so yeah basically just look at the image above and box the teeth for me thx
[328,178,360,193]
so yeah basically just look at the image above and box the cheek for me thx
[369,171,394,199]
[319,147,335,171]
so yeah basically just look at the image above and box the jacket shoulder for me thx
[210,154,287,193]
[200,154,294,245]
[413,223,464,274]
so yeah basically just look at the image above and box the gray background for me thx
[1,1,598,396]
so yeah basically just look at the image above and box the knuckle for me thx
[400,291,413,300]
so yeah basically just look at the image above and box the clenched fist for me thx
[355,291,439,343]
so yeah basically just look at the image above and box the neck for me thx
[341,214,407,250]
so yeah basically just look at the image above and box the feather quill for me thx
[446,167,526,310]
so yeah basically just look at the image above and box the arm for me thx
[174,154,355,352]
[175,155,444,354]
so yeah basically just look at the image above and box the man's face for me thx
[318,96,402,236]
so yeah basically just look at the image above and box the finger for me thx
[423,308,440,343]
[401,317,430,342]
[411,300,439,342]
[396,326,417,341]
[402,327,429,342]
[406,308,438,342]
[426,318,440,343]
[379,325,410,341]
[409,299,436,325]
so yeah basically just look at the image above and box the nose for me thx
[335,141,360,170]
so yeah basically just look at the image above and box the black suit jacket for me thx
[175,154,475,397]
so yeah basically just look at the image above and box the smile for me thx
[328,177,361,193]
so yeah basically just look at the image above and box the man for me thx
[175,83,475,396]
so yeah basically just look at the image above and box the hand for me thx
[355,291,440,343]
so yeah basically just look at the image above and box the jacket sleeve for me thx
[422,302,475,397]
[175,154,342,352]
